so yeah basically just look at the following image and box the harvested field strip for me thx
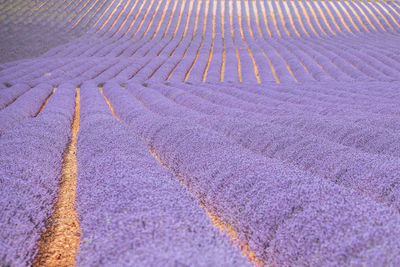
[34,88,80,266]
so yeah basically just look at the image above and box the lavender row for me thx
[0,84,76,266]
[4,57,137,88]
[2,11,396,82]
[139,80,400,160]
[210,81,400,126]
[125,82,400,209]
[103,82,400,266]
[0,83,30,111]
[170,81,400,157]
[225,80,400,110]
[276,0,399,36]
[0,58,73,84]
[76,81,249,266]
[229,81,400,116]
[155,80,398,139]
[3,50,395,86]
[0,83,53,135]
[7,0,399,41]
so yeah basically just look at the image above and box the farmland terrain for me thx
[1,1,400,266]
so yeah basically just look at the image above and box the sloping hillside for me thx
[1,1,400,266]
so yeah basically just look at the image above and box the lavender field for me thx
[1,0,400,266]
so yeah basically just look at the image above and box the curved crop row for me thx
[102,81,400,266]
[165,81,400,158]
[2,0,399,84]
[0,83,30,111]
[123,82,400,210]
[76,81,250,266]
[0,83,53,135]
[0,84,76,266]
